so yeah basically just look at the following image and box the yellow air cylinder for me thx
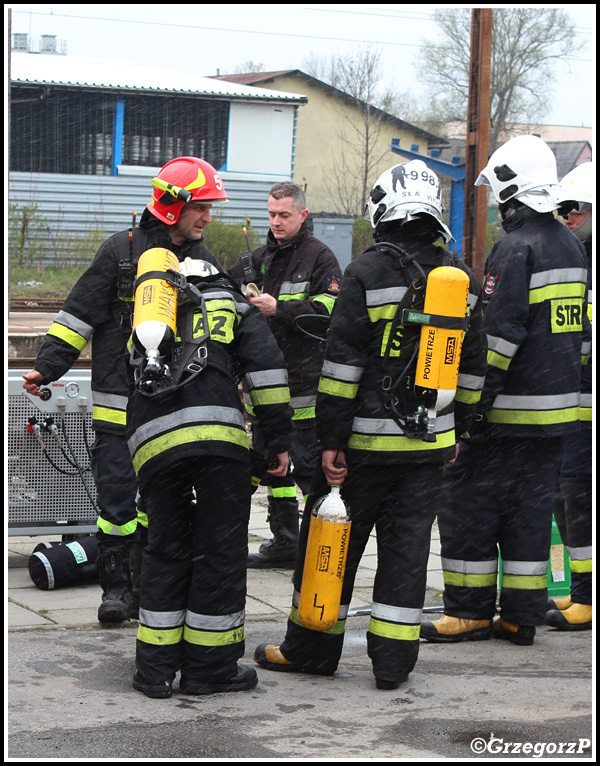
[298,486,351,632]
[132,248,179,366]
[414,266,470,437]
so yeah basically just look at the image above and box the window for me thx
[10,88,229,175]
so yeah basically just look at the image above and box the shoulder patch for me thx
[483,272,499,296]
[325,274,342,292]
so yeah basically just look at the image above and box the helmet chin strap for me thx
[572,210,593,242]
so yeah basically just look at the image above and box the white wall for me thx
[226,102,296,177]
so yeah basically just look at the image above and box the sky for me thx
[5,4,596,128]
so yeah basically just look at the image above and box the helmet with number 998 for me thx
[147,156,228,225]
[365,160,453,242]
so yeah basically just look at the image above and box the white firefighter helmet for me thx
[475,134,564,212]
[560,161,594,207]
[560,161,594,242]
[179,257,221,278]
[365,159,454,243]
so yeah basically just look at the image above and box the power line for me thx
[302,6,436,22]
[9,9,426,49]
[10,8,594,60]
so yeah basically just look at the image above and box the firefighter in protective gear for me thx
[22,157,226,625]
[127,261,293,698]
[421,137,591,646]
[229,182,342,569]
[254,161,487,689]
[546,161,593,632]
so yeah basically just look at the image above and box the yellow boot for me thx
[547,594,572,611]
[420,614,492,643]
[546,603,592,631]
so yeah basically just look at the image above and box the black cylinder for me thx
[28,536,99,590]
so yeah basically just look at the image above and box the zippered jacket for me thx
[126,279,293,489]
[480,207,591,437]
[315,236,487,464]
[230,224,342,428]
[32,216,222,435]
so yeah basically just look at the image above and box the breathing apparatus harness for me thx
[131,268,243,398]
[371,241,465,441]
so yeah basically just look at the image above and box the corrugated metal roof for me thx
[10,52,307,103]
[213,71,297,86]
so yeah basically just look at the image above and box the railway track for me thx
[9,299,64,312]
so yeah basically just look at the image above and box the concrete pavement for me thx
[7,486,445,631]
[6,488,594,760]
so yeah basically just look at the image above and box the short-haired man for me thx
[23,157,226,623]
[230,182,342,568]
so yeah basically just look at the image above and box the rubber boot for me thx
[248,501,299,569]
[546,603,592,631]
[492,617,535,645]
[420,614,492,643]
[547,594,572,611]
[180,665,258,695]
[97,543,132,624]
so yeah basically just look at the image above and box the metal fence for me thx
[8,170,280,267]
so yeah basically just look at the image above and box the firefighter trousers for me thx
[90,432,141,544]
[438,436,563,625]
[554,424,593,604]
[279,459,440,682]
[135,456,251,686]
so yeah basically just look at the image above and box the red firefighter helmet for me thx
[147,157,228,224]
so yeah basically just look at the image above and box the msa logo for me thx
[445,336,457,364]
[317,545,331,572]
[142,285,154,305]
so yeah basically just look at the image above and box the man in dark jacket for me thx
[421,136,590,646]
[22,157,226,624]
[546,160,593,631]
[127,261,293,698]
[230,182,342,569]
[252,160,487,689]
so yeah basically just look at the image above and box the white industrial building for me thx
[9,46,308,250]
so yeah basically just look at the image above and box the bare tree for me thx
[416,8,582,148]
[233,61,265,74]
[303,46,402,214]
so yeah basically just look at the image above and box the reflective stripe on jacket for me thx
[480,208,590,436]
[126,283,293,487]
[229,224,342,426]
[316,238,487,464]
[33,218,222,435]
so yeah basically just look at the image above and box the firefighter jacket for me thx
[229,223,342,428]
[479,206,590,438]
[31,214,222,436]
[315,234,488,465]
[126,277,294,490]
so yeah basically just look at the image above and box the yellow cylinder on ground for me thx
[132,248,179,359]
[298,488,351,632]
[414,266,470,414]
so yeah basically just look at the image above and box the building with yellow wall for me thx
[213,70,449,216]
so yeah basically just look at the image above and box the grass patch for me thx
[8,265,86,302]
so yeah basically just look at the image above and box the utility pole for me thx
[463,8,493,283]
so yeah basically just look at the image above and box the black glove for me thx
[459,413,490,445]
